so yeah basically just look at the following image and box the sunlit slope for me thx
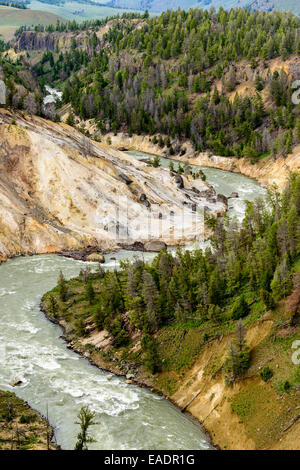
[0,6,63,40]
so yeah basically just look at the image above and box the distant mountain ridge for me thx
[106,0,299,15]
[25,0,300,16]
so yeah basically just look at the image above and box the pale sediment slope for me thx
[0,110,225,262]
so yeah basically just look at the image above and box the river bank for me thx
[106,132,300,190]
[40,296,216,449]
[40,261,300,451]
[0,389,57,450]
[0,254,212,450]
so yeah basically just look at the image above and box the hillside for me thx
[41,173,300,450]
[28,0,147,23]
[0,5,64,40]
[11,8,300,165]
[0,108,225,262]
[39,0,300,16]
[0,390,56,450]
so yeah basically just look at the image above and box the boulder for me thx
[10,380,22,387]
[86,253,105,263]
[144,240,167,252]
[126,373,135,380]
[126,380,133,385]
[199,190,212,198]
[229,192,239,198]
[217,193,228,204]
[139,193,147,201]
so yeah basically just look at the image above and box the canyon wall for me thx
[0,110,225,262]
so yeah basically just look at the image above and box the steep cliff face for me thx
[18,31,56,52]
[0,109,225,262]
[16,21,113,52]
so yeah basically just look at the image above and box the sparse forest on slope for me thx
[44,173,300,353]
[9,8,300,162]
[42,173,300,449]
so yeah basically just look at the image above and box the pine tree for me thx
[141,334,161,374]
[74,406,98,450]
[142,271,159,332]
[231,295,249,320]
[86,281,95,305]
[271,257,293,300]
[58,271,67,302]
[235,319,247,352]
[48,294,58,317]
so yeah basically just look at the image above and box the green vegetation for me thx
[43,174,300,380]
[260,366,274,382]
[26,7,300,160]
[0,5,63,27]
[0,390,55,450]
[74,405,98,451]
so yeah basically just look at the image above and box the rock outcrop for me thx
[18,31,56,51]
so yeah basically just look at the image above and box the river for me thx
[126,150,267,221]
[0,152,267,450]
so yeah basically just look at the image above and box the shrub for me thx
[203,332,209,342]
[110,316,129,347]
[19,414,36,424]
[114,329,129,347]
[281,380,291,393]
[231,295,250,320]
[260,289,275,310]
[260,366,274,382]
